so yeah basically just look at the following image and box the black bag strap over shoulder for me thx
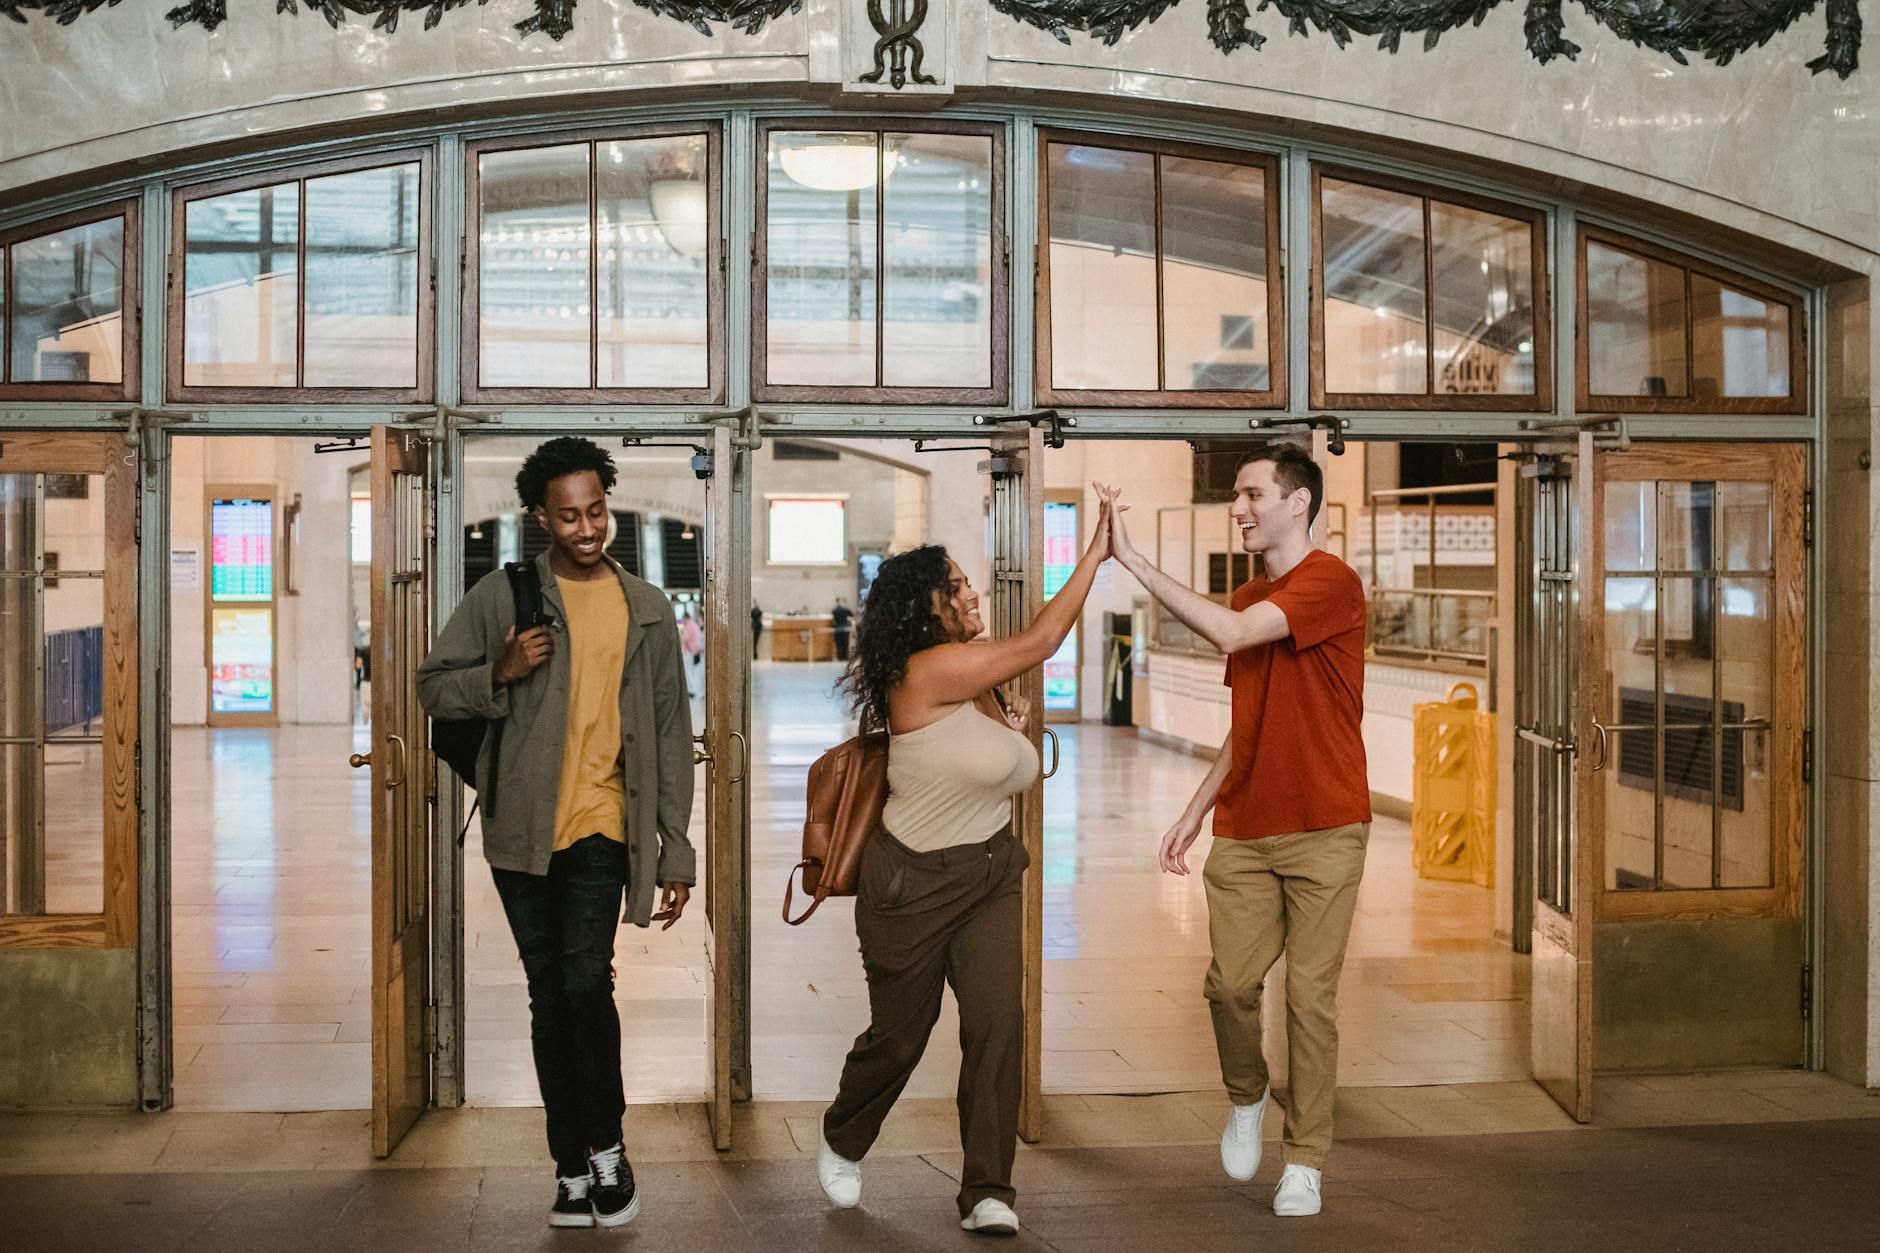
[456,561,542,848]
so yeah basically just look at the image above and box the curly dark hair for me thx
[839,544,954,732]
[515,436,618,510]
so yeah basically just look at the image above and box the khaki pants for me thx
[824,826,1028,1218]
[1202,823,1369,1170]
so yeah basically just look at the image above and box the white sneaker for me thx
[817,1135,861,1208]
[1220,1089,1270,1181]
[1273,1163,1322,1216]
[960,1197,1020,1235]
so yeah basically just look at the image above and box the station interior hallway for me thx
[168,662,1524,1112]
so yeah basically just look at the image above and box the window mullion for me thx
[1152,154,1166,393]
[875,131,886,390]
[295,179,308,390]
[589,141,599,392]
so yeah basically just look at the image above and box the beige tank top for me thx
[881,701,1040,852]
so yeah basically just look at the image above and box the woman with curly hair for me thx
[816,495,1113,1236]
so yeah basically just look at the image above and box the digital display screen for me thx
[211,498,273,602]
[210,606,274,713]
[1043,501,1079,712]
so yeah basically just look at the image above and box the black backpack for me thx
[434,561,541,843]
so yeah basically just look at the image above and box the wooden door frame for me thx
[1584,442,1807,923]
[0,433,139,950]
[369,425,433,1158]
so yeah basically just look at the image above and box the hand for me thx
[494,625,553,685]
[1158,814,1205,875]
[653,882,691,930]
[1001,693,1032,734]
[1093,483,1134,564]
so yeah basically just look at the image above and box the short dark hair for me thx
[515,437,617,510]
[1237,444,1323,528]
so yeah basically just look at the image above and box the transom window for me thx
[756,120,1005,404]
[1312,167,1547,410]
[172,153,430,401]
[1579,227,1804,414]
[466,126,721,402]
[0,203,138,402]
[1038,134,1283,407]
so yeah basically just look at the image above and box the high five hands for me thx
[1092,483,1134,565]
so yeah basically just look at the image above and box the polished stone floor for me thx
[168,662,1523,1112]
[5,1078,1878,1252]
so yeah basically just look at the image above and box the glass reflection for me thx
[1321,179,1426,394]
[1162,156,1268,392]
[478,144,592,389]
[767,132,879,387]
[1047,144,1157,390]
[1692,274,1790,399]
[1586,242,1687,397]
[1430,201,1533,396]
[597,135,711,389]
[184,184,299,388]
[9,218,125,386]
[882,132,994,389]
[303,164,420,388]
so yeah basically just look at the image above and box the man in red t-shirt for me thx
[1099,444,1369,1219]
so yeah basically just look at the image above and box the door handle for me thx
[1041,726,1060,779]
[727,730,748,785]
[1589,722,1608,772]
[1516,725,1576,755]
[349,752,371,769]
[384,734,407,790]
[693,733,714,767]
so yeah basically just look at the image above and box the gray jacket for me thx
[416,551,696,925]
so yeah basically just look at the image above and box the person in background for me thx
[417,437,695,1231]
[1096,444,1370,1220]
[831,596,854,662]
[816,494,1112,1237]
[679,608,704,698]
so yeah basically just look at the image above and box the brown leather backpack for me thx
[785,728,889,924]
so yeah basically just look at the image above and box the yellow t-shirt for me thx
[552,575,630,852]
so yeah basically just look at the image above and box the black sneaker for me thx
[587,1143,639,1227]
[549,1174,594,1228]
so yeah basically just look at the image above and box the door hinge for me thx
[1802,489,1814,548]
[1800,964,1812,1021]
[1802,728,1814,784]
[423,1001,439,1054]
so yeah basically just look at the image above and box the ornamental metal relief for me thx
[0,0,1858,80]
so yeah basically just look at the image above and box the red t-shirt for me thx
[1213,548,1372,840]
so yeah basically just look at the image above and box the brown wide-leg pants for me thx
[824,826,1028,1219]
[1202,822,1370,1171]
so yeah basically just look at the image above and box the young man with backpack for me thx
[1096,444,1370,1219]
[417,437,695,1228]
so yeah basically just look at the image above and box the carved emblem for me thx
[860,0,939,88]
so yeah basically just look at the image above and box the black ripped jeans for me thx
[492,834,629,1177]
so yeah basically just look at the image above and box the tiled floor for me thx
[4,1077,1878,1251]
[168,661,1523,1112]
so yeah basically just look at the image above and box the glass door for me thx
[1585,443,1806,1069]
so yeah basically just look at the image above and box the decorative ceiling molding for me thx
[0,0,1858,80]
[989,0,1861,78]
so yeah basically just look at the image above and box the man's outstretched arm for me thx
[1158,735,1233,875]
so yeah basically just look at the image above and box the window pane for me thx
[1047,144,1156,390]
[1,472,107,917]
[881,132,993,389]
[1321,179,1426,394]
[9,218,125,385]
[303,164,420,388]
[597,135,710,389]
[766,132,879,387]
[1586,242,1687,397]
[1717,481,1772,572]
[1430,201,1534,396]
[478,144,592,389]
[184,184,299,388]
[1719,576,1773,887]
[1603,575,1657,891]
[1162,157,1269,392]
[767,498,846,564]
[1692,274,1790,399]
